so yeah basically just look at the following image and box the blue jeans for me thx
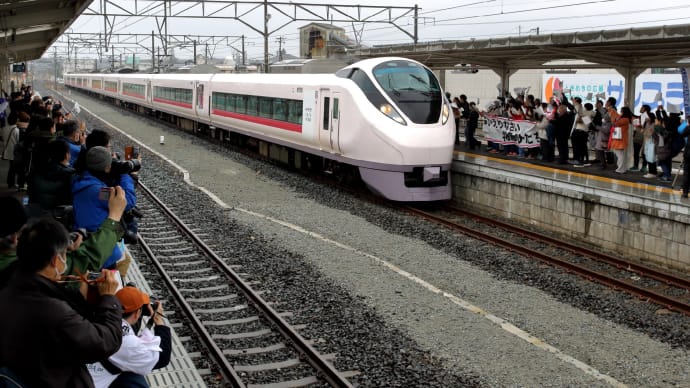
[110,372,149,388]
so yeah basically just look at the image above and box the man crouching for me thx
[88,286,172,387]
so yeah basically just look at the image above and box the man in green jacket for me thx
[0,186,127,288]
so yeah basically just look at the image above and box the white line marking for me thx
[232,207,627,387]
[65,91,627,387]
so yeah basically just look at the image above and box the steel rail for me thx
[444,205,690,291]
[405,206,690,317]
[137,234,245,387]
[138,180,353,388]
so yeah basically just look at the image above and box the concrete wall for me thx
[452,163,690,274]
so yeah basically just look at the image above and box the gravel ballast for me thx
[56,88,690,387]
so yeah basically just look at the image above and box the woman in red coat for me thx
[608,106,633,173]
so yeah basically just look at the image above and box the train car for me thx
[66,57,454,201]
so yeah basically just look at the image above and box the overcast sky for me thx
[59,0,690,61]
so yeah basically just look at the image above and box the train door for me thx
[146,80,152,104]
[318,88,331,151]
[195,82,206,119]
[330,91,341,154]
[318,88,341,153]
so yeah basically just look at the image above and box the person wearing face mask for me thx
[0,186,128,291]
[88,287,171,387]
[0,218,123,387]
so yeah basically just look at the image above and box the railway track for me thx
[134,180,355,388]
[404,205,690,316]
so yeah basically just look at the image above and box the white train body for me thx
[66,57,454,201]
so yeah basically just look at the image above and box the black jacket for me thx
[29,161,75,210]
[0,272,122,387]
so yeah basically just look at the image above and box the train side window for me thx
[246,96,258,116]
[295,101,303,124]
[287,100,301,124]
[259,97,272,119]
[214,93,225,110]
[332,98,339,119]
[236,95,247,114]
[322,97,330,130]
[273,98,287,121]
[227,94,237,112]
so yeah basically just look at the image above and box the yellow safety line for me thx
[455,151,679,194]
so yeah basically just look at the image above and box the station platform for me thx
[0,158,207,388]
[450,146,690,275]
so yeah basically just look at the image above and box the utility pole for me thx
[276,36,284,61]
[151,31,155,73]
[53,48,58,87]
[414,4,418,44]
[193,40,197,65]
[242,35,246,65]
[264,0,269,73]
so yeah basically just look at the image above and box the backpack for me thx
[671,133,686,157]
[12,128,29,166]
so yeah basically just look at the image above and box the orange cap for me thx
[115,286,150,313]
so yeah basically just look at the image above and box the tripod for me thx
[672,159,684,189]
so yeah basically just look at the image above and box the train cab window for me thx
[372,60,442,124]
[349,69,389,111]
[322,97,330,130]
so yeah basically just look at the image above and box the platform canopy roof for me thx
[0,0,92,64]
[354,24,690,71]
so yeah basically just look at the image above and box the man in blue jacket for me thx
[72,146,137,270]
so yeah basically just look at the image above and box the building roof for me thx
[354,24,690,70]
[0,0,92,64]
[299,22,346,33]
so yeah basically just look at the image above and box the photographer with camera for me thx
[0,218,124,387]
[0,186,129,290]
[72,147,137,276]
[74,129,143,245]
[88,286,171,388]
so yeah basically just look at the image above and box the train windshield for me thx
[372,60,442,124]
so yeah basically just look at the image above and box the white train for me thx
[66,57,454,201]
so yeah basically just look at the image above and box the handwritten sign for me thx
[483,115,540,148]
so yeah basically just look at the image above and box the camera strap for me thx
[100,358,123,375]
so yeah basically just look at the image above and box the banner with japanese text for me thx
[482,115,541,148]
[542,73,683,114]
[681,68,689,116]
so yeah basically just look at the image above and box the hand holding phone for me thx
[98,187,111,201]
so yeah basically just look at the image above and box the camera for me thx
[111,159,141,175]
[141,297,159,316]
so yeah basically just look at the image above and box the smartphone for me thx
[124,145,134,160]
[86,272,101,281]
[98,187,110,201]
[132,147,140,159]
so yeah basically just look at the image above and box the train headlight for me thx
[442,103,450,125]
[379,103,407,125]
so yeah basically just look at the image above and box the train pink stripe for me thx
[123,91,145,99]
[153,97,193,109]
[212,109,302,133]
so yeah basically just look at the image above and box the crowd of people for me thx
[0,85,170,387]
[447,91,690,198]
